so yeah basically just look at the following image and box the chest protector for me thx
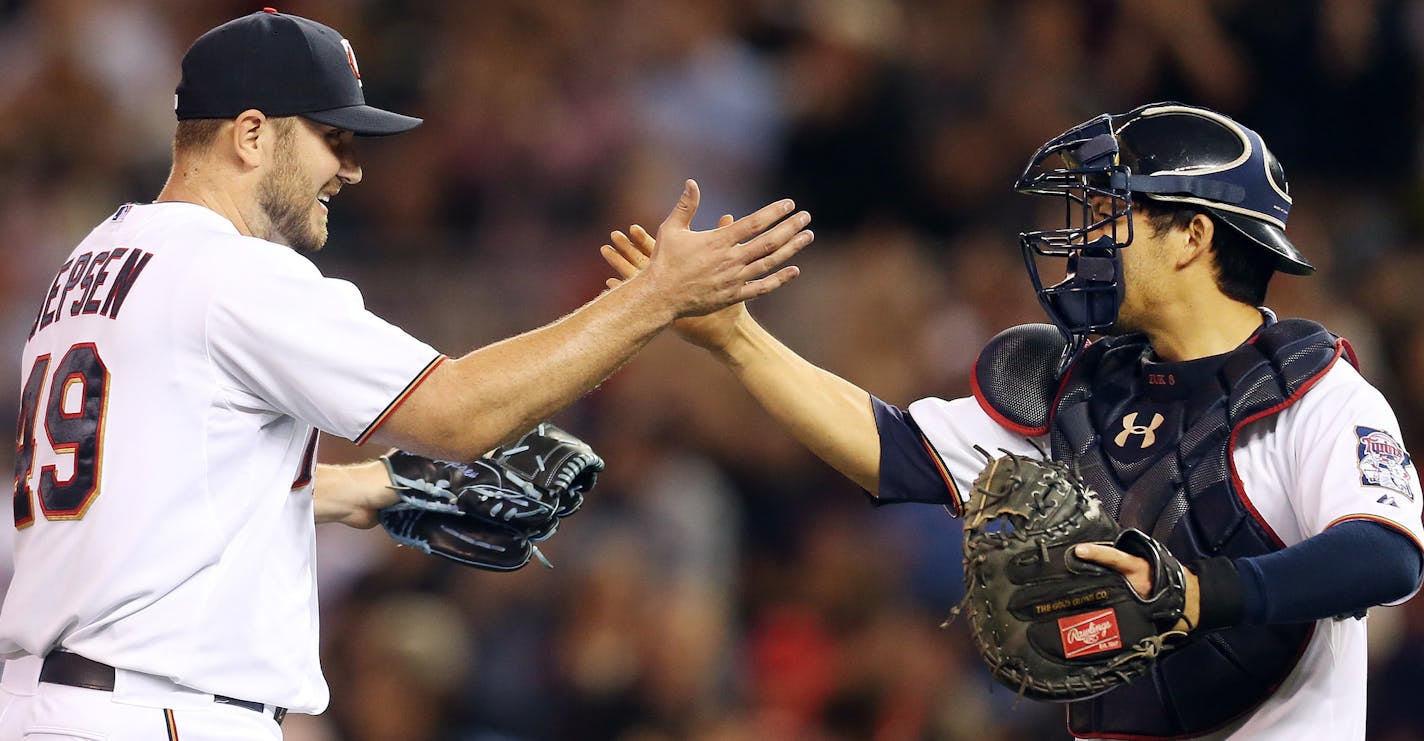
[972,318,1351,739]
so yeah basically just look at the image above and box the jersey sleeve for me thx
[902,395,1045,504]
[873,396,958,505]
[206,241,445,442]
[1260,362,1424,602]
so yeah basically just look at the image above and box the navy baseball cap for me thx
[175,8,421,136]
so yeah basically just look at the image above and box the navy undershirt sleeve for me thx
[871,396,957,506]
[1236,520,1423,625]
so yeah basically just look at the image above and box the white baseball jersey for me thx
[1,202,444,713]
[909,360,1423,741]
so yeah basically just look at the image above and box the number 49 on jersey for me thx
[13,343,109,527]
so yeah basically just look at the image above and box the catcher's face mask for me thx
[1014,113,1131,374]
[1014,102,1312,374]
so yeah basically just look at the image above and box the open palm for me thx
[602,216,751,353]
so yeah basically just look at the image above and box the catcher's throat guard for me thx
[954,452,1190,702]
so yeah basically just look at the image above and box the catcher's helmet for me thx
[1014,102,1312,372]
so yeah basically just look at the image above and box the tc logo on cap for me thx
[340,39,362,87]
[176,10,421,135]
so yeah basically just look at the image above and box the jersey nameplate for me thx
[28,249,155,339]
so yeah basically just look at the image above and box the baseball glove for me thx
[378,423,604,571]
[952,451,1190,701]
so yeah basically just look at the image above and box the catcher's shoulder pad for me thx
[1252,317,1354,376]
[972,324,1068,436]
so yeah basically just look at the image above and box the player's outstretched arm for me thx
[603,220,882,493]
[372,181,814,461]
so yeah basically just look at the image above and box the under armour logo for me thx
[1114,412,1165,449]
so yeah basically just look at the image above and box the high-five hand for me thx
[603,215,751,352]
[631,180,812,319]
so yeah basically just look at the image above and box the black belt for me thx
[39,651,286,725]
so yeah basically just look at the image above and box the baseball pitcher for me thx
[0,9,813,740]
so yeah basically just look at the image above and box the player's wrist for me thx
[1191,556,1246,632]
[615,268,680,330]
[708,312,764,365]
[314,460,396,528]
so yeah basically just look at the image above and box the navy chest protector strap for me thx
[971,319,1352,739]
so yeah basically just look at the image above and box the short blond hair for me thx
[172,116,296,157]
[172,119,227,157]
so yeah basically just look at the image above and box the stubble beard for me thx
[257,142,328,253]
[1103,313,1137,337]
[1102,295,1143,336]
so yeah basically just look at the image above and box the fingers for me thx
[740,229,813,283]
[610,230,650,266]
[1073,543,1137,571]
[659,179,701,232]
[639,184,811,312]
[737,265,801,301]
[628,224,656,257]
[726,211,812,300]
[724,197,796,243]
[742,210,812,262]
[599,241,640,280]
[1075,543,1153,597]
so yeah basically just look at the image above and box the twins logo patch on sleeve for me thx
[1356,426,1416,506]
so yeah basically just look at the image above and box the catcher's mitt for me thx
[953,451,1190,701]
[378,423,604,571]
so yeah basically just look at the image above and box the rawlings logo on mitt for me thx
[951,451,1191,701]
[378,423,604,571]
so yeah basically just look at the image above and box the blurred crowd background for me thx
[3,0,1424,739]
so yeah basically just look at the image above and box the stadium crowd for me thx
[2,1,1423,739]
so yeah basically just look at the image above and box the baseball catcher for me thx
[954,451,1193,701]
[378,423,604,571]
[599,102,1424,739]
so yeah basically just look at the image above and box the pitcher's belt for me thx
[39,650,287,725]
